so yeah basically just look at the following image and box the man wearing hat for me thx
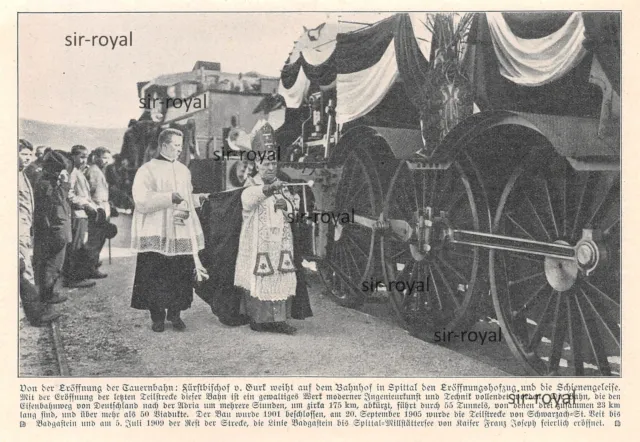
[33,150,73,305]
[233,122,300,334]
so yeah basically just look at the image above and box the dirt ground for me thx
[19,214,526,377]
[18,312,57,377]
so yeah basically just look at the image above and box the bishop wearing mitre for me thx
[234,123,303,334]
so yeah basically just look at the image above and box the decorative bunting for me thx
[486,12,587,86]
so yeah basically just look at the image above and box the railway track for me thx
[49,318,70,376]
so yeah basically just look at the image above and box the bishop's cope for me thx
[234,123,303,334]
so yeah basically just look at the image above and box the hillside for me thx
[19,119,126,153]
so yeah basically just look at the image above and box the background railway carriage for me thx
[265,12,620,377]
[120,61,280,193]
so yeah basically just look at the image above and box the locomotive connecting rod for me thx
[449,230,575,260]
[343,213,599,267]
[350,208,600,275]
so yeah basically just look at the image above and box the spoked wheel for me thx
[319,147,383,308]
[491,156,620,376]
[381,153,490,335]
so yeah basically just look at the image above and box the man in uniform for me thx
[33,150,73,306]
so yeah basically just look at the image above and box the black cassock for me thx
[195,188,313,325]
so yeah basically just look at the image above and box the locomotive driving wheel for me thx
[490,156,620,376]
[319,147,383,308]
[380,153,490,335]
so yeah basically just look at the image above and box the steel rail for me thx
[50,319,70,376]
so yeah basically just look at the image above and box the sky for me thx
[18,12,393,129]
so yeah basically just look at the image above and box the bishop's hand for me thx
[262,181,285,197]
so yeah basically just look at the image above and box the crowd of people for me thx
[18,140,118,326]
[19,123,311,334]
